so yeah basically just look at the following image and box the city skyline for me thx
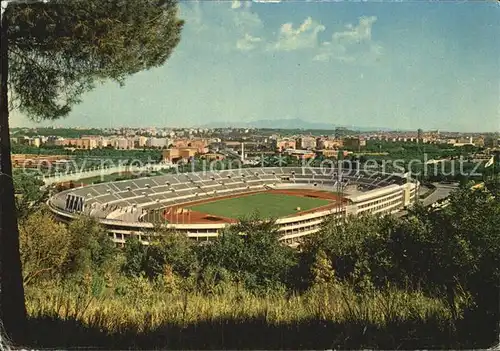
[10,1,500,133]
[11,122,500,135]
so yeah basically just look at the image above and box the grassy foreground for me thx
[15,178,500,349]
[24,279,461,349]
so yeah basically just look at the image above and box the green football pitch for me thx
[187,192,331,219]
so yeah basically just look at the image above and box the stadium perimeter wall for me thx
[48,169,417,246]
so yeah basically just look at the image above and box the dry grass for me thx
[25,277,452,334]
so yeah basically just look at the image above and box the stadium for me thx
[48,167,419,246]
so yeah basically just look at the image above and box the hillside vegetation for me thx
[16,178,500,349]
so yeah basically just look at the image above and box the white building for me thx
[146,137,170,148]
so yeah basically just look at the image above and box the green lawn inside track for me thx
[187,192,332,220]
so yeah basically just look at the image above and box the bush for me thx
[195,217,297,293]
[301,179,500,328]
[19,209,71,285]
[19,179,500,347]
[64,216,118,279]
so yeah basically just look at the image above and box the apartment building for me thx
[162,147,199,163]
[316,137,343,149]
[297,136,316,150]
[173,138,210,153]
[146,137,170,149]
[343,137,366,150]
[56,137,98,149]
[275,138,296,151]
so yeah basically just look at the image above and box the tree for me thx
[122,235,146,277]
[310,249,335,286]
[12,169,47,219]
[144,230,198,279]
[303,214,379,288]
[389,183,500,326]
[196,216,297,292]
[18,209,71,285]
[64,216,118,279]
[0,0,183,340]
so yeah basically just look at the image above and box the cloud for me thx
[181,1,261,34]
[236,33,263,51]
[232,0,253,10]
[233,8,263,30]
[269,17,325,52]
[179,1,264,54]
[313,16,382,64]
[180,3,381,65]
[332,16,377,44]
[179,1,208,33]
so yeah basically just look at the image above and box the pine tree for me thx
[0,0,183,342]
[311,249,335,286]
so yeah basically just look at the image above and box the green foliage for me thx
[1,0,184,340]
[310,249,336,285]
[25,277,460,349]
[6,0,184,120]
[18,210,119,288]
[13,170,47,218]
[196,217,297,292]
[122,230,198,283]
[19,210,71,285]
[17,178,500,347]
[12,127,109,138]
[142,233,196,281]
[65,217,118,279]
[303,215,396,292]
[361,140,480,159]
[122,235,146,277]
[302,179,500,325]
[11,143,164,165]
[434,181,500,314]
[390,183,499,305]
[484,177,500,198]
[11,143,66,156]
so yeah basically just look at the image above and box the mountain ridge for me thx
[199,118,401,132]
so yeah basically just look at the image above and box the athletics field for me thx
[187,192,331,219]
[159,189,343,224]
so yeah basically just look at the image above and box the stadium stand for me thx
[48,167,418,246]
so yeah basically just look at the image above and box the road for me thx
[421,182,458,207]
[395,182,458,218]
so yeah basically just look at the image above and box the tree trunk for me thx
[0,10,27,343]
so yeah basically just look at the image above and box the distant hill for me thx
[200,118,396,132]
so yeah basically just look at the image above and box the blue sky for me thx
[11,0,500,132]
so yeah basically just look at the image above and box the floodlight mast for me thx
[335,150,345,222]
[337,160,341,218]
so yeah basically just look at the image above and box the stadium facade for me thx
[48,167,418,246]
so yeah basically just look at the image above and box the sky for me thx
[10,0,500,132]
